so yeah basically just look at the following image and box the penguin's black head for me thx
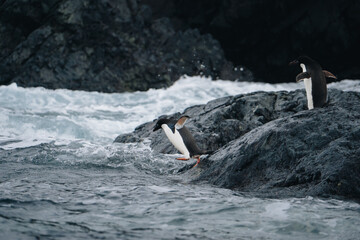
[153,118,170,132]
[289,56,314,66]
[298,56,315,65]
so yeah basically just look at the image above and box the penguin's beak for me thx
[289,60,299,66]
[153,124,161,131]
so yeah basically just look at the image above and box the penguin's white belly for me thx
[304,78,313,110]
[300,64,314,110]
[161,124,190,158]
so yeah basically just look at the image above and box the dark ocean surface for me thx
[1,77,360,239]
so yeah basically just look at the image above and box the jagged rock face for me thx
[0,0,246,92]
[196,100,360,201]
[115,89,360,201]
[142,0,360,82]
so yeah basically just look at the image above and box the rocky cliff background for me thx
[143,0,360,82]
[1,0,359,92]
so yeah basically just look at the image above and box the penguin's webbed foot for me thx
[192,157,201,168]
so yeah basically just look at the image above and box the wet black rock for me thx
[0,0,246,92]
[115,89,360,201]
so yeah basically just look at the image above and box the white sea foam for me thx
[0,76,359,149]
[328,79,360,91]
[263,201,291,220]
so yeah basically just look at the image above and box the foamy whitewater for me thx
[1,77,360,239]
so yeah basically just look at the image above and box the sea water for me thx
[1,76,359,239]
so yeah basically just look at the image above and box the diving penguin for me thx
[289,56,337,109]
[153,115,209,167]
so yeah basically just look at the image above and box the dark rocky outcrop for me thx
[197,100,360,201]
[115,89,360,202]
[115,89,308,153]
[142,0,360,82]
[0,0,246,92]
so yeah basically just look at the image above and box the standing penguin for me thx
[289,56,337,109]
[153,115,209,167]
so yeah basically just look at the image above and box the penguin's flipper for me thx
[168,123,176,133]
[175,115,190,130]
[296,72,311,82]
[323,70,337,79]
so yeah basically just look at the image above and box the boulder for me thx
[115,89,360,201]
[196,98,360,201]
